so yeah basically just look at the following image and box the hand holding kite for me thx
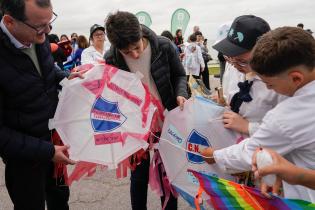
[252,148,315,194]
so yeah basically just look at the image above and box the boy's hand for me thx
[252,148,298,185]
[252,148,293,197]
[200,147,216,164]
[223,111,249,134]
[177,96,186,111]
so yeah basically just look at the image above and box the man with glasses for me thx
[0,0,80,209]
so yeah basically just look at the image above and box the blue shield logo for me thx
[91,97,127,132]
[186,130,211,164]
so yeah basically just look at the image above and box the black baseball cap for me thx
[213,15,270,57]
[90,24,105,38]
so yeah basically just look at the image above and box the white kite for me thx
[49,64,161,170]
[158,97,245,209]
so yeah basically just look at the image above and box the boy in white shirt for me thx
[202,26,315,202]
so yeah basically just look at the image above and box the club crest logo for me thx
[91,97,126,132]
[186,129,211,164]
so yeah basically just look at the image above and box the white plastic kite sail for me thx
[158,97,245,209]
[49,64,159,169]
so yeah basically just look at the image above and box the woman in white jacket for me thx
[81,24,106,65]
[183,34,205,79]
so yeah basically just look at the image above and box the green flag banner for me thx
[171,8,190,35]
[135,11,152,28]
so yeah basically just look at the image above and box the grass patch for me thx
[208,65,220,76]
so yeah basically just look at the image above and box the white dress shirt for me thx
[214,80,315,202]
[222,64,284,136]
[222,63,245,103]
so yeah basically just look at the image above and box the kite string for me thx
[148,129,240,161]
[102,69,240,162]
[123,95,241,162]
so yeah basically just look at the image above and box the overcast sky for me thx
[51,0,314,51]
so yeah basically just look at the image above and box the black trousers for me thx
[201,64,210,90]
[130,152,177,210]
[219,60,226,85]
[4,160,69,210]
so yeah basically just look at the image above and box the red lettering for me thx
[188,143,193,151]
[108,82,142,106]
[194,144,199,152]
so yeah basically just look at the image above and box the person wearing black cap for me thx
[81,24,106,64]
[211,15,283,139]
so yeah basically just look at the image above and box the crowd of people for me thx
[0,0,314,210]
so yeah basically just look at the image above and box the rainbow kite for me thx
[189,170,315,210]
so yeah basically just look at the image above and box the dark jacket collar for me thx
[0,27,24,56]
[105,25,161,71]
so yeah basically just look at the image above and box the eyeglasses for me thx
[17,12,58,35]
[93,32,105,38]
[223,55,250,67]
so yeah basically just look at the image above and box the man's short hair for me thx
[297,23,304,28]
[1,0,51,21]
[250,27,315,76]
[105,11,142,50]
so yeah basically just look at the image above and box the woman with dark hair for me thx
[161,30,179,54]
[60,34,69,42]
[69,35,89,66]
[174,29,184,53]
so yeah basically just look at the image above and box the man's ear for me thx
[288,70,304,87]
[3,15,15,28]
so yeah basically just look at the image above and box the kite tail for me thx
[149,151,178,210]
[51,131,69,185]
[149,150,163,197]
[194,187,204,210]
[116,158,130,179]
[67,161,98,185]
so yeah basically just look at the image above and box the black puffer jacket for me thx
[104,26,188,111]
[0,28,68,162]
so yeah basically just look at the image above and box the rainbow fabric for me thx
[189,170,315,210]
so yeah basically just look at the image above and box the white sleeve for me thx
[80,49,93,65]
[213,112,295,174]
[248,122,260,136]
